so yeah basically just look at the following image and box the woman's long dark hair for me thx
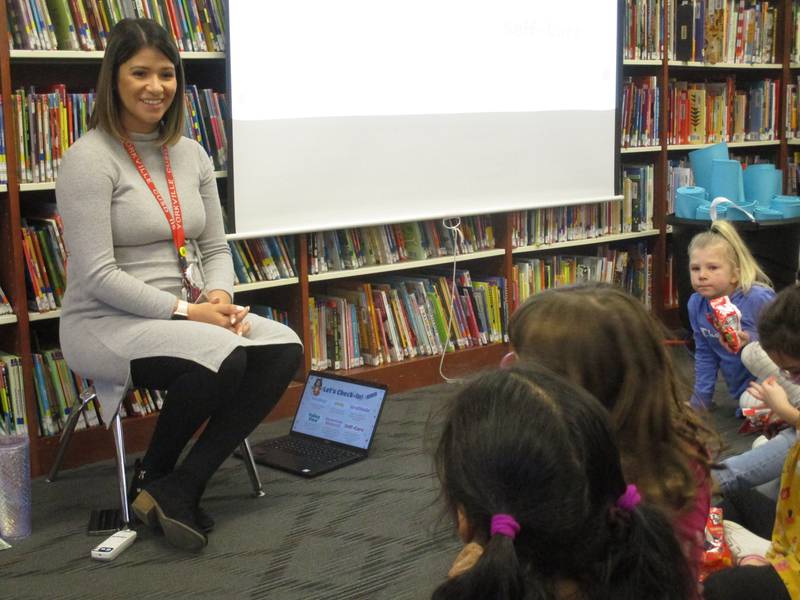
[90,18,185,145]
[432,364,692,600]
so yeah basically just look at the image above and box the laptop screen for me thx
[291,372,387,450]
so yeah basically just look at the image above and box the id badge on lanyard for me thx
[123,140,204,303]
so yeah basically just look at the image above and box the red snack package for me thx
[707,296,742,353]
[699,507,733,582]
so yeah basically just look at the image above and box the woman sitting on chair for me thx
[55,18,302,552]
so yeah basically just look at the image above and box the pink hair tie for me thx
[490,514,520,539]
[616,484,641,512]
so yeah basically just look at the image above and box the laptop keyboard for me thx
[267,437,360,464]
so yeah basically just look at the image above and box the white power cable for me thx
[438,217,464,384]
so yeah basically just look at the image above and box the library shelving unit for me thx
[1,0,666,477]
[622,0,800,319]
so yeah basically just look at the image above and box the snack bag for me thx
[699,507,733,582]
[707,296,742,353]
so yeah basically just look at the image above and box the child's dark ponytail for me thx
[432,516,525,600]
[432,364,693,600]
[599,502,694,599]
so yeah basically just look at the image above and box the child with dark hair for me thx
[504,283,714,582]
[433,364,693,600]
[703,284,800,600]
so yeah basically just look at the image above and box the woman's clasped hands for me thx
[186,291,251,336]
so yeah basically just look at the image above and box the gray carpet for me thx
[0,348,757,600]
[1,383,460,600]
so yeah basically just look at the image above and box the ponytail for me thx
[432,532,526,600]
[600,504,694,600]
[689,220,772,292]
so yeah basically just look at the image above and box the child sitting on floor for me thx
[504,283,714,583]
[703,283,800,600]
[433,364,693,600]
[687,220,774,411]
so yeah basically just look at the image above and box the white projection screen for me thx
[227,0,620,238]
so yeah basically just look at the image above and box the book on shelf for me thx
[621,75,660,148]
[307,216,495,275]
[7,0,226,52]
[0,352,27,436]
[309,271,509,371]
[11,84,228,184]
[511,196,652,250]
[229,236,296,285]
[623,0,664,60]
[513,243,653,308]
[667,76,776,145]
[666,0,777,63]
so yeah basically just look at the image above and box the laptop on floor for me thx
[249,371,388,477]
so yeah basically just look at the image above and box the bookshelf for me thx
[1,0,669,477]
[621,0,800,313]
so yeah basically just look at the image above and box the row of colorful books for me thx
[7,0,225,52]
[229,237,297,285]
[512,243,653,310]
[308,273,508,371]
[667,77,778,145]
[0,352,26,436]
[308,216,496,275]
[621,76,660,148]
[32,348,95,437]
[183,85,228,171]
[668,0,777,64]
[623,0,663,61]
[21,212,67,313]
[510,186,654,251]
[8,84,228,185]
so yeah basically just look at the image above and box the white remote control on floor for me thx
[90,529,137,561]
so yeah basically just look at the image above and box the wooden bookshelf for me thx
[620,0,800,316]
[0,0,672,477]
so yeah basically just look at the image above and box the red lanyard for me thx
[122,140,189,270]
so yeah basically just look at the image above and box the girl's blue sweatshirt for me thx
[689,285,775,406]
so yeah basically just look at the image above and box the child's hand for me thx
[748,377,798,426]
[735,330,750,348]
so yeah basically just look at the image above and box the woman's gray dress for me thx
[56,128,301,423]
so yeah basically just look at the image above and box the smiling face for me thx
[689,243,739,300]
[116,46,177,135]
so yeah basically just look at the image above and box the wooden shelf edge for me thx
[308,248,506,282]
[621,146,661,154]
[667,140,780,151]
[667,60,781,69]
[0,313,18,325]
[512,229,659,254]
[233,277,299,292]
[28,309,61,322]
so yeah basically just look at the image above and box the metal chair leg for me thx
[46,388,97,483]
[111,413,131,527]
[239,438,265,497]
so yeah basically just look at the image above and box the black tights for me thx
[130,343,302,498]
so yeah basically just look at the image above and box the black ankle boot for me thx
[132,473,208,551]
[128,459,166,528]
